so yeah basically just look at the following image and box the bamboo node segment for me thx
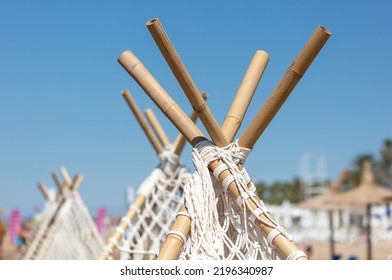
[287,66,304,79]
[118,51,142,75]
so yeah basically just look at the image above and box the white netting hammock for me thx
[104,147,189,259]
[22,189,105,260]
[177,140,305,260]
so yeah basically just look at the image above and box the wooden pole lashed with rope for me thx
[118,21,330,260]
[99,90,202,260]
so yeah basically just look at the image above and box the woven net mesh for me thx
[22,191,105,260]
[18,200,58,259]
[105,148,189,259]
[177,140,305,260]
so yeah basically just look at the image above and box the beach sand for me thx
[2,227,391,260]
[298,240,392,260]
[3,240,392,260]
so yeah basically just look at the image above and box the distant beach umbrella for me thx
[333,160,392,260]
[335,161,392,208]
[297,169,350,259]
[297,169,351,210]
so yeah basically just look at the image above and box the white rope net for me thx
[22,191,105,260]
[178,140,305,260]
[18,200,59,259]
[107,147,189,259]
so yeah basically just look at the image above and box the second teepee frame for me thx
[22,167,105,260]
[99,90,202,259]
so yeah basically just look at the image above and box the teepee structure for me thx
[117,18,331,260]
[99,90,200,260]
[21,167,105,260]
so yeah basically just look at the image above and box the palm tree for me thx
[379,139,392,189]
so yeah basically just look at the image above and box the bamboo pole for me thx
[172,92,206,156]
[106,91,165,259]
[118,51,305,260]
[144,108,171,148]
[51,172,63,199]
[148,20,269,257]
[118,51,206,146]
[146,18,228,147]
[159,89,256,259]
[100,90,201,260]
[154,204,190,259]
[122,89,163,155]
[98,109,165,259]
[238,26,331,149]
[60,166,72,186]
[172,110,198,156]
[118,24,330,259]
[37,182,51,201]
[221,50,269,141]
[70,174,83,191]
[98,194,146,260]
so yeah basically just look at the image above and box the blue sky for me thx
[1,1,391,217]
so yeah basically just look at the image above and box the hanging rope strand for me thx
[180,140,301,260]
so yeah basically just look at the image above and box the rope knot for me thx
[159,145,179,164]
[159,146,180,174]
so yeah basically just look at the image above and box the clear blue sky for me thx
[1,1,391,217]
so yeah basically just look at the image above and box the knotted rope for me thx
[112,146,190,259]
[179,140,303,260]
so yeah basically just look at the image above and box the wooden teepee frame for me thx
[117,18,331,260]
[99,90,201,259]
[21,167,105,260]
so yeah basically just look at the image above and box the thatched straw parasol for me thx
[298,168,350,210]
[333,160,392,259]
[335,161,392,208]
[297,168,351,259]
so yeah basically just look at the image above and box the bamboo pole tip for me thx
[254,50,269,57]
[118,50,131,60]
[146,18,159,26]
[118,50,140,71]
[318,25,332,35]
[121,89,129,96]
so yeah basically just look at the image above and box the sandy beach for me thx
[3,238,392,260]
[298,240,392,260]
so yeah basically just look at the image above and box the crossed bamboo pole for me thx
[37,183,51,202]
[146,19,270,258]
[118,18,330,259]
[38,167,82,203]
[145,92,207,154]
[99,91,202,259]
[145,108,171,148]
